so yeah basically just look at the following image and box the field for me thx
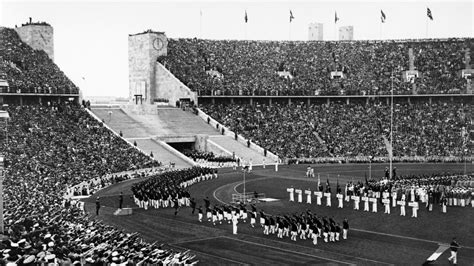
[83,162,474,265]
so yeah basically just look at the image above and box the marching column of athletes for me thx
[193,198,349,244]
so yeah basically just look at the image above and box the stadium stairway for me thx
[90,107,198,169]
[91,106,276,167]
[208,135,274,166]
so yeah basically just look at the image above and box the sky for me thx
[1,0,473,97]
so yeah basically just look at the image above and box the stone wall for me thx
[15,25,54,61]
[154,63,197,106]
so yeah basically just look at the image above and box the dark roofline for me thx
[21,22,51,27]
[129,29,165,36]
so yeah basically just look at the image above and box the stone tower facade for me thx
[308,23,323,41]
[15,21,54,61]
[128,30,168,104]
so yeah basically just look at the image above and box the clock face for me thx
[153,38,164,50]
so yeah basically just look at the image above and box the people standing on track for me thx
[95,197,101,215]
[448,237,459,265]
[197,206,203,222]
[119,192,123,209]
[342,218,349,240]
[190,198,196,214]
[174,198,180,216]
[232,214,239,234]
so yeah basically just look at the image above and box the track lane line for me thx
[221,236,360,265]
[168,243,248,265]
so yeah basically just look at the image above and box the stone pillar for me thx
[288,98,291,106]
[250,98,253,105]
[269,98,272,106]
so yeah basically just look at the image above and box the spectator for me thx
[202,101,469,160]
[0,28,79,94]
[158,38,469,96]
[0,104,199,265]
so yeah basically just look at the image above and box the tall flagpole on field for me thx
[389,70,394,180]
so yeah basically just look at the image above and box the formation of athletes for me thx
[191,196,349,245]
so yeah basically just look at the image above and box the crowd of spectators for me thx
[159,38,471,96]
[201,101,470,159]
[0,103,199,264]
[0,27,79,94]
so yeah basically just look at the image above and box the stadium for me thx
[0,1,473,265]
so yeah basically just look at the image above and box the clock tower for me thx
[128,30,168,104]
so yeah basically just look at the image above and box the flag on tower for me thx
[289,10,295,22]
[244,10,248,23]
[427,7,433,20]
[381,10,386,23]
[335,11,339,23]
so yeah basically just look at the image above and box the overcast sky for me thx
[1,0,473,97]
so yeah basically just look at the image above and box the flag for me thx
[427,7,433,20]
[381,10,386,23]
[244,10,248,23]
[289,10,295,22]
[335,11,339,23]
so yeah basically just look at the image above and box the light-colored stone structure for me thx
[308,22,324,41]
[128,30,196,106]
[15,22,54,61]
[338,26,354,41]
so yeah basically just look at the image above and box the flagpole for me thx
[389,70,394,180]
[380,22,382,40]
[199,9,202,38]
[245,22,248,40]
[244,9,248,40]
[289,22,291,40]
[425,13,428,38]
